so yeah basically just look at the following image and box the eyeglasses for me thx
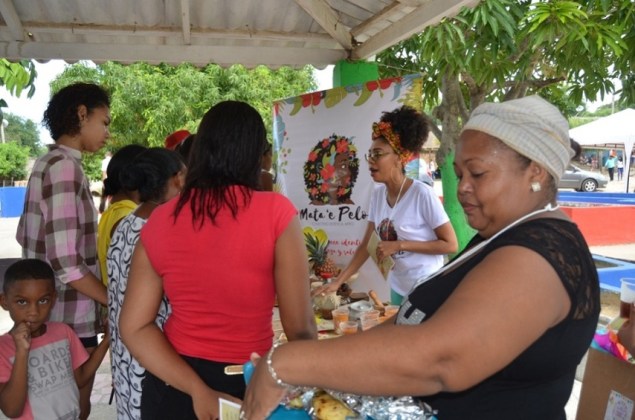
[364,150,394,162]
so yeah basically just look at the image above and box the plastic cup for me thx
[361,310,380,321]
[620,278,635,319]
[360,317,380,331]
[383,305,399,318]
[331,308,349,334]
[340,320,358,335]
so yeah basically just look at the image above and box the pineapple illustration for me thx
[303,227,341,279]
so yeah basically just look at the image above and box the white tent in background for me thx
[569,108,635,193]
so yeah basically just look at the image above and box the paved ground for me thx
[0,175,632,418]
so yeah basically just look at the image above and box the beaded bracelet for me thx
[266,342,291,389]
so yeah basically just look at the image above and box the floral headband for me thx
[371,121,413,166]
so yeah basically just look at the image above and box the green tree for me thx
[4,113,43,156]
[0,59,37,121]
[377,0,633,249]
[51,61,316,180]
[0,141,29,181]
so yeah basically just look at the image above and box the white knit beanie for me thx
[462,95,574,181]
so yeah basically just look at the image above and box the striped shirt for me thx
[16,144,100,337]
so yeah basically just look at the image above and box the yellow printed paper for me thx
[219,398,241,420]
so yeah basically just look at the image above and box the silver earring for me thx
[531,182,541,192]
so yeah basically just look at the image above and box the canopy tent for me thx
[0,0,479,68]
[569,109,635,193]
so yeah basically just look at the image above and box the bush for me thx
[0,142,29,181]
[82,152,103,182]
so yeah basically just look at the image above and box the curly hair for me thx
[43,82,110,141]
[303,134,359,205]
[378,105,429,153]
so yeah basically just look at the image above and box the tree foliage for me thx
[0,141,29,181]
[0,59,38,182]
[4,113,43,157]
[0,59,37,121]
[376,0,634,248]
[50,61,316,180]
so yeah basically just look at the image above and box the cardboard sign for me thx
[577,348,635,420]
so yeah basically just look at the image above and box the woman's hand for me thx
[191,384,242,420]
[311,281,340,297]
[241,353,287,420]
[376,240,400,260]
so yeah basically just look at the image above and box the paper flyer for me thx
[366,231,394,280]
[219,398,241,420]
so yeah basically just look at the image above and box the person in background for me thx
[604,153,617,181]
[429,157,437,180]
[107,148,185,420]
[99,151,112,213]
[120,101,317,420]
[15,82,111,420]
[174,133,195,165]
[101,151,112,180]
[260,142,274,191]
[617,156,624,181]
[164,129,191,151]
[97,144,146,286]
[241,96,600,420]
[313,105,458,305]
[0,259,110,420]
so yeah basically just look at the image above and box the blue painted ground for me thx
[558,191,635,205]
[595,255,635,293]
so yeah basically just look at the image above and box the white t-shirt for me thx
[368,179,450,295]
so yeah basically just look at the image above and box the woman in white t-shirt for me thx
[617,156,624,181]
[314,106,458,304]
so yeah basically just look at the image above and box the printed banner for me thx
[272,75,422,299]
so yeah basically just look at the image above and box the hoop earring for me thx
[531,182,541,192]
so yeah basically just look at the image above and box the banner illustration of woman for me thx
[303,134,360,205]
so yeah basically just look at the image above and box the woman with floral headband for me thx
[313,105,458,304]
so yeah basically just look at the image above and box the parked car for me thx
[558,164,608,192]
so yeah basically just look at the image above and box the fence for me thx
[0,186,26,217]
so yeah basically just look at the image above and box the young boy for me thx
[0,259,110,419]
